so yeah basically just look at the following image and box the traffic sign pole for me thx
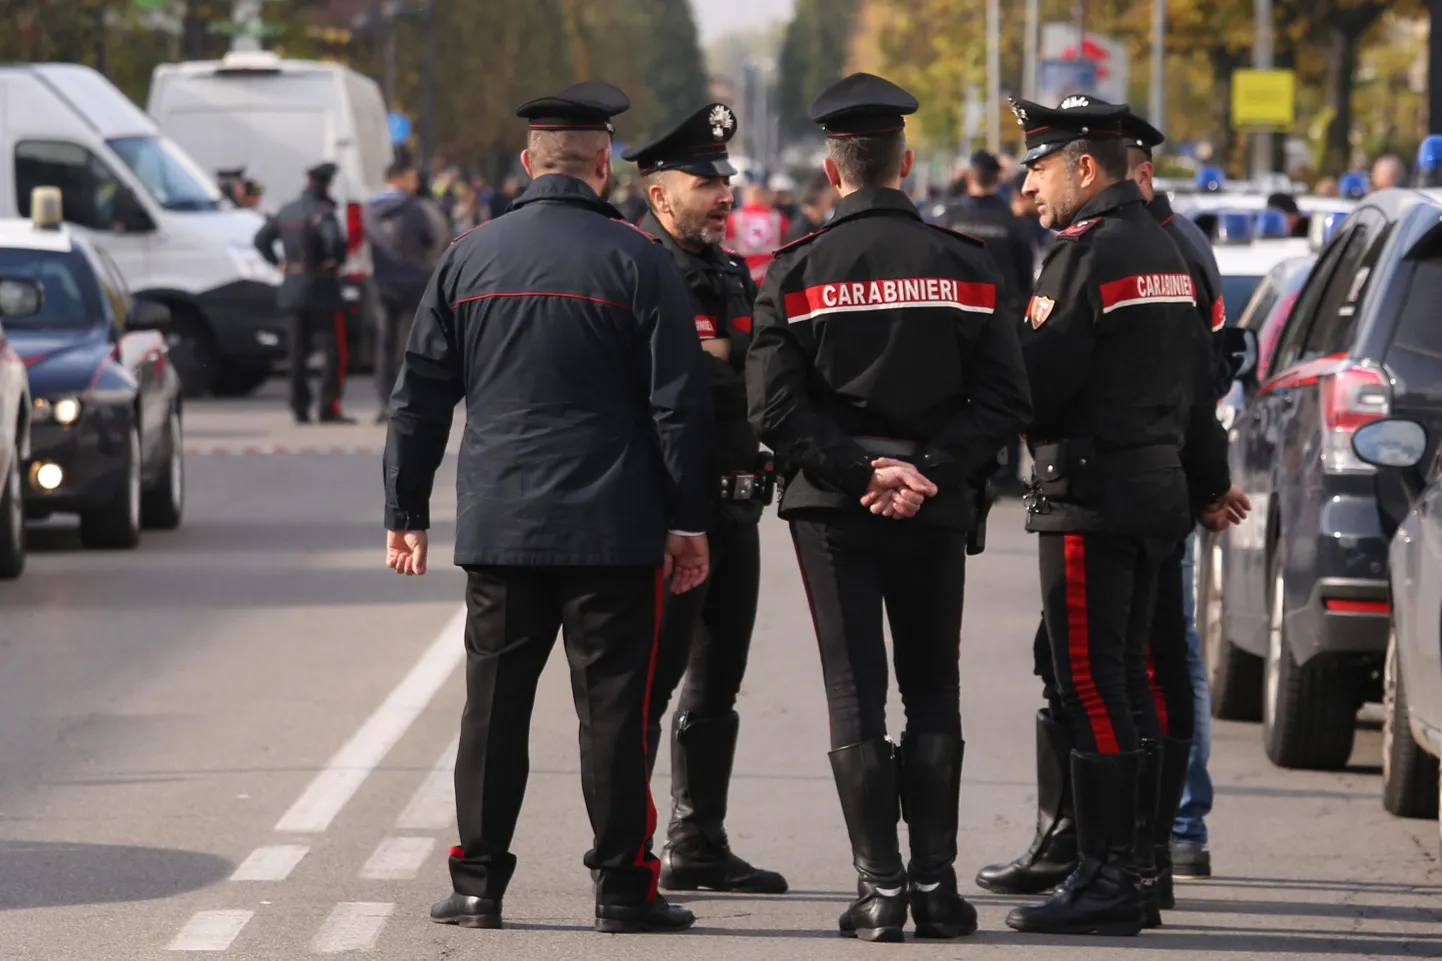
[1251,0,1273,177]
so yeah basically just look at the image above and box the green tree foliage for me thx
[778,0,858,140]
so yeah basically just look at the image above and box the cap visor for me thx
[674,160,737,178]
[1022,143,1065,166]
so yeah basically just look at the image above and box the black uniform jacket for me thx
[383,174,710,567]
[640,211,763,529]
[1021,180,1205,539]
[1149,192,1231,513]
[940,193,1035,323]
[746,187,1032,530]
[254,187,347,312]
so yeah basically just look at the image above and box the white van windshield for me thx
[107,136,221,211]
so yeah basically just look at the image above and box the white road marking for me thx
[360,836,437,880]
[395,736,458,830]
[312,902,395,953]
[168,910,253,952]
[230,844,309,882]
[275,607,466,834]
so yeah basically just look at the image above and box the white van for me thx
[147,51,390,274]
[0,62,284,397]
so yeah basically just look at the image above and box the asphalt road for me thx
[1,381,1439,960]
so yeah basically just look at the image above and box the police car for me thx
[0,276,36,578]
[1204,209,1315,324]
[3,189,185,549]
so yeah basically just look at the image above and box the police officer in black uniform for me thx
[939,151,1035,323]
[382,81,712,935]
[254,162,353,423]
[621,105,789,896]
[978,105,1247,928]
[747,73,1032,943]
[1000,94,1213,937]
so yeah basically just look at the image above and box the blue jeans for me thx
[1173,532,1213,843]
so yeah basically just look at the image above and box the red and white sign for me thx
[784,277,996,324]
[1098,273,1197,314]
[694,315,718,338]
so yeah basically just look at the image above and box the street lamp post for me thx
[420,0,436,173]
[1251,0,1273,177]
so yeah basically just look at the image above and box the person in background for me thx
[770,173,799,219]
[1371,153,1408,191]
[784,174,838,242]
[489,175,523,220]
[1010,170,1051,254]
[367,159,437,424]
[1265,193,1305,238]
[253,162,353,425]
[1313,176,1340,198]
[727,182,789,285]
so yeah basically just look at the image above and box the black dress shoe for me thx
[319,412,357,425]
[429,892,502,929]
[594,894,695,933]
[293,412,312,425]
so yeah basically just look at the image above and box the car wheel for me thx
[1198,532,1263,721]
[0,446,24,580]
[141,407,184,530]
[1382,623,1439,817]
[1262,546,1358,770]
[80,426,142,550]
[165,307,219,399]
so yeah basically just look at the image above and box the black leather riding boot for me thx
[900,732,977,939]
[1154,736,1192,910]
[1136,739,1163,928]
[830,738,909,942]
[659,711,787,894]
[976,709,1078,894]
[1005,750,1145,937]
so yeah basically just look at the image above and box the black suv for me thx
[1199,188,1442,770]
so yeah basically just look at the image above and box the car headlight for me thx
[33,396,82,425]
[228,243,281,285]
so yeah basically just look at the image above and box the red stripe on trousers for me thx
[1146,649,1170,737]
[1064,534,1120,753]
[332,310,349,418]
[633,565,664,900]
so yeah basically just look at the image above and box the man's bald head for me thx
[1372,153,1408,190]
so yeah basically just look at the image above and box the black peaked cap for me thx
[809,72,918,138]
[516,80,630,134]
[1009,94,1130,165]
[622,103,738,177]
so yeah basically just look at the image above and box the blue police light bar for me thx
[1338,171,1369,198]
[1196,165,1226,192]
[1418,135,1442,172]
[1255,209,1289,238]
[1216,210,1253,243]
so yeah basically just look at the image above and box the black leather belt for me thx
[853,436,920,458]
[1105,446,1181,472]
[718,452,778,504]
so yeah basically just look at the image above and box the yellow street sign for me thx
[1232,69,1295,131]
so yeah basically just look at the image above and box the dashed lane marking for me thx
[312,902,395,953]
[168,910,254,952]
[394,736,458,831]
[230,844,310,882]
[275,606,466,834]
[360,836,437,880]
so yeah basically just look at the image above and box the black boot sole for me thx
[594,916,697,934]
[430,913,502,929]
[660,869,788,894]
[1004,915,1143,936]
[841,925,905,942]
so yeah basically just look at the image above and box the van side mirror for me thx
[128,298,170,330]
[113,185,154,234]
[1221,327,1259,383]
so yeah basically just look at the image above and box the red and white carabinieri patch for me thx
[1099,273,1197,314]
[1027,295,1055,328]
[784,277,995,324]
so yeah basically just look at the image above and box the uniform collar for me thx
[1146,189,1176,225]
[831,187,921,227]
[639,210,722,271]
[509,174,624,219]
[1072,179,1145,222]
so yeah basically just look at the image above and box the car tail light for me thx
[345,202,364,257]
[1320,362,1391,473]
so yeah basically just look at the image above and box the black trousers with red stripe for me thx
[790,511,967,749]
[1038,532,1174,754]
[1033,537,1195,746]
[450,564,663,906]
